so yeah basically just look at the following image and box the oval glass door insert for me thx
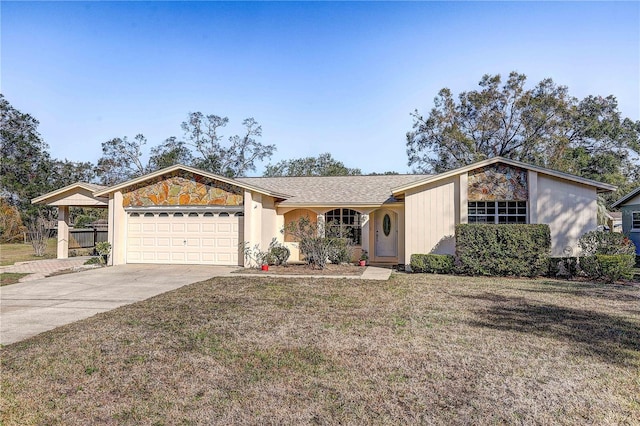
[383,214,391,236]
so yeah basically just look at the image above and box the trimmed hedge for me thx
[410,254,455,274]
[455,224,551,277]
[580,254,635,283]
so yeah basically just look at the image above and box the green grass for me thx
[0,272,30,286]
[0,239,57,266]
[1,274,639,424]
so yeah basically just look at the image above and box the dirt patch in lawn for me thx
[236,263,365,276]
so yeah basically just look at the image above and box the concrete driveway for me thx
[0,264,235,346]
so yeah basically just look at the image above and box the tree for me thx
[181,113,275,177]
[96,134,147,185]
[50,159,97,187]
[406,72,640,202]
[264,152,361,177]
[0,94,53,218]
[148,137,194,171]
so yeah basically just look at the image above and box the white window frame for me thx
[632,211,640,230]
[468,201,528,224]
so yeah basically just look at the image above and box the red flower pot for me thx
[261,264,269,271]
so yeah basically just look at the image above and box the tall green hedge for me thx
[455,224,551,277]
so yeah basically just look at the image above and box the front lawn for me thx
[0,273,30,286]
[0,239,57,266]
[1,274,638,424]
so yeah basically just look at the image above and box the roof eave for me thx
[92,164,290,199]
[611,186,640,208]
[392,157,618,195]
[32,182,107,205]
[276,201,404,209]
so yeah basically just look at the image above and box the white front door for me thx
[375,210,397,258]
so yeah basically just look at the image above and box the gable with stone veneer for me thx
[468,164,528,201]
[122,171,243,207]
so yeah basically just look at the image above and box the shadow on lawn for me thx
[520,280,640,303]
[464,293,640,366]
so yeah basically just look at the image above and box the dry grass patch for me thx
[0,272,30,286]
[1,274,639,425]
[0,239,57,266]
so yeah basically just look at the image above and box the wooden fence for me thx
[69,229,108,249]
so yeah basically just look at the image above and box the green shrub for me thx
[74,215,96,229]
[580,254,635,283]
[455,224,551,277]
[410,254,455,274]
[327,238,354,264]
[578,231,636,256]
[548,257,579,278]
[266,239,290,266]
[84,257,103,265]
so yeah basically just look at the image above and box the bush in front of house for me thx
[265,239,290,266]
[548,256,580,278]
[578,230,636,256]
[410,254,455,274]
[580,254,636,283]
[455,224,551,277]
[577,231,636,282]
[327,238,354,264]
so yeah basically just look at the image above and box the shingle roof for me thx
[237,175,430,206]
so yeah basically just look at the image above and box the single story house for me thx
[611,187,640,254]
[33,157,616,267]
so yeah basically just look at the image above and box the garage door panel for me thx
[217,223,232,233]
[142,223,156,232]
[142,237,157,247]
[128,223,142,232]
[171,238,185,247]
[217,238,233,248]
[186,223,200,232]
[127,212,242,265]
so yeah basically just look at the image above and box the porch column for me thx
[57,206,70,259]
[316,214,325,237]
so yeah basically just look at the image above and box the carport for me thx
[32,182,108,259]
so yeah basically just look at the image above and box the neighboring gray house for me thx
[612,187,640,255]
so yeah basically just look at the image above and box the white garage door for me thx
[126,211,244,265]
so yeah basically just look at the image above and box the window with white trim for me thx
[325,208,362,245]
[468,201,527,224]
[632,212,640,230]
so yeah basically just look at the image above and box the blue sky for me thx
[2,1,639,175]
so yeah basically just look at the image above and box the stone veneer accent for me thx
[122,171,243,207]
[468,164,528,201]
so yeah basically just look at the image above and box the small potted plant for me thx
[359,250,368,266]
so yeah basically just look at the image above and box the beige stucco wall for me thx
[404,175,459,259]
[108,191,127,266]
[241,191,279,266]
[260,195,278,249]
[536,175,598,256]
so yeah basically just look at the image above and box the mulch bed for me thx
[236,263,365,276]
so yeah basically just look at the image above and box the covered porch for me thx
[31,183,108,259]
